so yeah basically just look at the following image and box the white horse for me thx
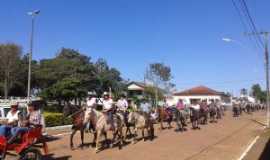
[88,108,125,153]
[127,111,155,143]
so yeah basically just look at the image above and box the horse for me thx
[199,107,208,125]
[189,108,200,129]
[209,105,217,123]
[232,104,240,117]
[88,107,125,153]
[127,111,155,144]
[63,104,96,150]
[156,107,173,130]
[171,107,187,132]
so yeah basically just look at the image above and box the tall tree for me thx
[0,43,22,98]
[145,63,173,105]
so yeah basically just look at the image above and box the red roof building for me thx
[174,86,222,96]
[171,86,228,105]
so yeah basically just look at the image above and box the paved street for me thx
[39,111,266,160]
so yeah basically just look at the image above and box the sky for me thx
[1,0,270,95]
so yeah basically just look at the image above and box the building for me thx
[172,86,230,105]
[127,81,146,98]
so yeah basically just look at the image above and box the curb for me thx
[45,125,72,131]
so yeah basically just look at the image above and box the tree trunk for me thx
[4,76,8,99]
[4,71,9,99]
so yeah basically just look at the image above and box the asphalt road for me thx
[5,110,266,160]
[36,111,266,160]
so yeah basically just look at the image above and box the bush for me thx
[43,104,63,113]
[44,112,72,127]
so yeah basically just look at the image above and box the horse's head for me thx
[63,104,71,117]
[63,104,80,117]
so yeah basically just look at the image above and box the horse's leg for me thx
[118,128,123,150]
[70,129,77,150]
[92,132,97,148]
[132,128,137,144]
[95,131,100,153]
[104,131,110,148]
[160,118,164,130]
[142,128,146,141]
[80,127,85,149]
[175,112,182,131]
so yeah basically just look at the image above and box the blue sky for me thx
[1,0,269,95]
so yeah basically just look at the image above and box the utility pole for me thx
[27,10,40,102]
[247,31,270,127]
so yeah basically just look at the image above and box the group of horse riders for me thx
[159,98,225,130]
[232,99,265,117]
[82,91,228,132]
[66,92,266,152]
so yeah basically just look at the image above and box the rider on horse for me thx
[116,94,129,123]
[84,91,97,123]
[139,98,151,118]
[176,99,187,126]
[101,92,115,130]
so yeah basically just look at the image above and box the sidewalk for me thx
[243,128,270,160]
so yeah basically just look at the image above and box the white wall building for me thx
[170,86,229,105]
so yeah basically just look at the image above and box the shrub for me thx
[43,104,63,113]
[44,112,72,127]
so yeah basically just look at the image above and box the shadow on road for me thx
[259,138,270,160]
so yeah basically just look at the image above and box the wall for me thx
[171,95,221,105]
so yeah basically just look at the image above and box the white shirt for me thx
[6,110,19,124]
[103,98,114,110]
[87,97,97,107]
[117,99,128,111]
[191,104,200,110]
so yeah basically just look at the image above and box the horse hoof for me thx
[95,149,99,153]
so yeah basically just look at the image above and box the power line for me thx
[238,0,264,51]
[231,0,264,51]
[240,0,264,47]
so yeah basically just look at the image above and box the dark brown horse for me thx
[63,104,96,150]
[156,107,173,130]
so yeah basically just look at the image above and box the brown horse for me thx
[63,104,96,150]
[156,107,173,130]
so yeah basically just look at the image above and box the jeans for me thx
[10,127,29,137]
[0,125,12,137]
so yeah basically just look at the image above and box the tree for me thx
[92,58,124,97]
[145,63,173,106]
[38,48,95,104]
[0,43,22,98]
[251,84,266,102]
